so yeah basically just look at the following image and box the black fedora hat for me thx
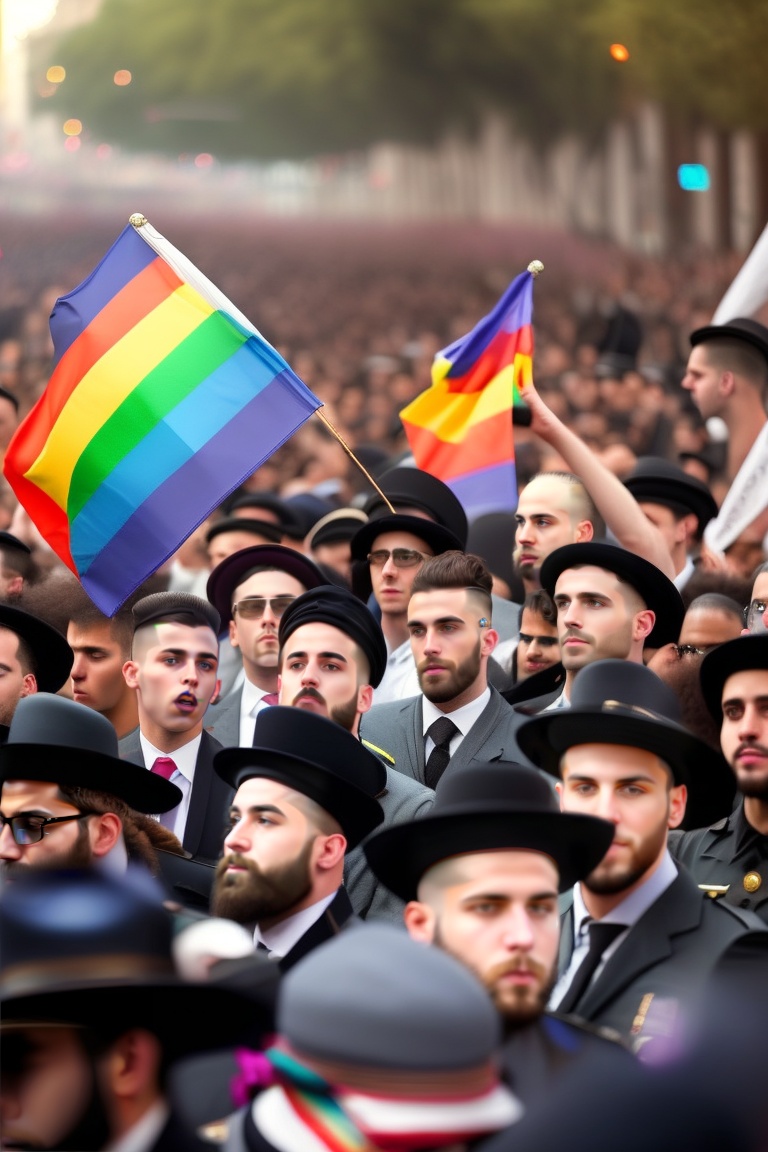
[350,514,463,563]
[363,761,614,900]
[700,635,768,720]
[0,604,73,694]
[364,466,469,548]
[205,515,283,547]
[690,316,768,364]
[0,869,273,1057]
[540,542,684,647]
[0,694,181,814]
[516,659,735,830]
[278,586,387,688]
[623,457,718,537]
[207,544,328,627]
[214,706,385,848]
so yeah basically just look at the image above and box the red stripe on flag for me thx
[402,410,514,482]
[446,325,533,394]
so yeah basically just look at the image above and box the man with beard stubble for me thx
[210,705,384,969]
[360,552,526,788]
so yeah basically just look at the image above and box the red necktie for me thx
[262,693,279,706]
[151,756,177,780]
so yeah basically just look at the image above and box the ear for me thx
[633,608,656,642]
[208,678,222,707]
[481,627,499,657]
[229,618,240,650]
[99,1028,162,1102]
[554,779,565,810]
[668,783,687,829]
[721,369,736,398]
[88,812,123,858]
[20,672,37,699]
[404,900,437,943]
[356,683,374,716]
[314,832,347,871]
[576,520,594,543]
[675,513,697,546]
[122,660,139,690]
[4,575,23,597]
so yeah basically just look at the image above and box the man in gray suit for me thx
[361,551,526,789]
[277,586,434,921]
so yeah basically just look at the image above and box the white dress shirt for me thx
[253,891,338,958]
[239,678,276,746]
[422,687,491,760]
[140,732,202,842]
[373,638,420,704]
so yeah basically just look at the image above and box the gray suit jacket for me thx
[360,685,528,787]
[204,688,242,749]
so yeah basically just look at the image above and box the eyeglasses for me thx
[672,644,708,659]
[367,548,429,569]
[232,596,296,620]
[0,811,96,846]
[744,599,768,633]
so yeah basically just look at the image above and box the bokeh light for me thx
[64,137,81,152]
[96,143,113,160]
[114,70,132,86]
[194,153,214,168]
[63,118,82,136]
[610,43,630,62]
[46,65,66,84]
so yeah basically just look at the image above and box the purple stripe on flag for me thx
[80,371,320,614]
[447,463,518,519]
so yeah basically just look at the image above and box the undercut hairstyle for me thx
[411,551,493,618]
[55,783,184,872]
[0,543,38,585]
[530,470,606,539]
[701,338,768,391]
[685,593,744,624]
[520,589,557,627]
[288,788,344,839]
[0,627,35,678]
[69,598,138,659]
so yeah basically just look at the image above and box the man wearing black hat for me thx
[0,603,73,730]
[277,585,434,920]
[206,544,327,747]
[205,515,283,569]
[361,552,527,787]
[521,541,685,712]
[0,529,37,600]
[0,868,272,1152]
[672,636,768,922]
[120,592,232,864]
[622,456,719,590]
[517,659,765,1049]
[364,761,629,1101]
[211,706,384,969]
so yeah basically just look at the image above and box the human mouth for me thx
[174,692,198,713]
[293,688,326,709]
[735,745,768,766]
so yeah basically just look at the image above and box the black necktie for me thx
[425,716,459,789]
[556,920,626,1015]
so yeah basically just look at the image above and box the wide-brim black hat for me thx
[540,542,684,648]
[364,762,614,899]
[690,316,768,364]
[207,544,328,627]
[623,456,718,537]
[0,604,73,694]
[214,706,385,849]
[205,516,283,547]
[700,635,768,720]
[363,466,469,548]
[516,659,734,830]
[350,514,463,563]
[306,508,369,550]
[278,586,387,688]
[0,695,181,814]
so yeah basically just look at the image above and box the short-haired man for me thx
[205,515,282,569]
[0,694,182,880]
[206,544,327,747]
[672,635,768,923]
[67,598,139,738]
[364,760,628,1102]
[211,705,384,969]
[517,659,764,1049]
[0,603,73,730]
[277,585,434,919]
[0,530,38,600]
[361,551,526,788]
[120,592,231,864]
[525,541,684,711]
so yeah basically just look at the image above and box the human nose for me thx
[738,705,760,741]
[562,601,581,628]
[260,601,279,627]
[516,520,534,545]
[224,818,250,855]
[380,553,399,577]
[71,653,87,681]
[300,659,319,686]
[181,659,199,685]
[0,819,22,860]
[592,786,621,824]
[422,627,441,655]
[500,906,535,951]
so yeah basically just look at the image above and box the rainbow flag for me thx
[399,267,535,517]
[4,216,321,615]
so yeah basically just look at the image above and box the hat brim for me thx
[700,635,768,720]
[516,708,735,831]
[350,516,462,562]
[624,477,718,536]
[690,321,768,363]
[207,545,328,626]
[0,607,73,694]
[363,809,615,900]
[540,542,684,648]
[214,748,384,849]
[0,745,182,814]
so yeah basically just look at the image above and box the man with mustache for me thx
[672,635,768,923]
[210,706,384,969]
[361,551,527,787]
[119,592,232,865]
[363,759,628,1102]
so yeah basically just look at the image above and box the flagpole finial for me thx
[527,260,544,278]
[129,213,148,228]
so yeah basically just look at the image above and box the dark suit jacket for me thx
[360,685,529,786]
[149,1110,213,1152]
[501,1013,632,1105]
[119,729,233,864]
[278,886,358,973]
[558,867,766,1049]
[670,801,768,923]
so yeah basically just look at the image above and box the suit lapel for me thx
[278,888,356,972]
[449,689,505,770]
[558,893,575,974]
[411,698,425,778]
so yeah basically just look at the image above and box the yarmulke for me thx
[278,587,386,688]
[132,591,220,635]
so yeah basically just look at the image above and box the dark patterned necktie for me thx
[425,716,459,789]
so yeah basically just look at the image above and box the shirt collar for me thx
[422,686,491,737]
[241,677,272,719]
[254,891,338,957]
[572,850,678,936]
[139,732,202,785]
[732,798,767,857]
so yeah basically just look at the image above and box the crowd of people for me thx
[2,212,768,1150]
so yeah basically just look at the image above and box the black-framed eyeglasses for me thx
[672,644,708,659]
[0,811,96,846]
[367,548,428,569]
[744,599,768,633]
[232,596,296,621]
